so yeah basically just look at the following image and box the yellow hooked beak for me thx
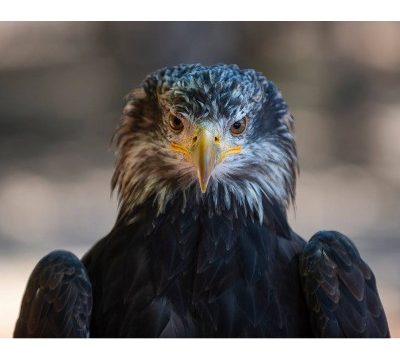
[171,127,241,193]
[191,129,218,193]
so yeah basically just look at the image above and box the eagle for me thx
[14,63,390,337]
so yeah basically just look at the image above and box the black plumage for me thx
[300,231,389,337]
[14,251,92,337]
[14,64,390,337]
[81,196,309,337]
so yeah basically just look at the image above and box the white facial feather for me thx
[112,64,298,224]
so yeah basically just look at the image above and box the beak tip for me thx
[199,181,208,194]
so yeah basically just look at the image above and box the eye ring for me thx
[230,117,248,136]
[169,115,184,132]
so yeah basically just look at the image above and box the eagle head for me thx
[112,64,298,222]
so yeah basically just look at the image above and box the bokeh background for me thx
[0,22,399,337]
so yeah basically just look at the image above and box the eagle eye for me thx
[169,116,184,132]
[230,117,248,136]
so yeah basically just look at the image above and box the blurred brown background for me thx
[0,22,399,337]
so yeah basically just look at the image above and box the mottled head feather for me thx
[112,63,298,224]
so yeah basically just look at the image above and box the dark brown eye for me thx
[230,117,247,136]
[169,116,184,132]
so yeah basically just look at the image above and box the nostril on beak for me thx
[214,136,220,144]
[192,136,198,144]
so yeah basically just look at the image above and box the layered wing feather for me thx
[299,231,389,337]
[14,250,92,338]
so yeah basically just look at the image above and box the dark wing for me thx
[14,250,92,338]
[299,230,389,338]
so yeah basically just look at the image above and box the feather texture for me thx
[82,195,310,337]
[299,231,390,337]
[14,251,92,338]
